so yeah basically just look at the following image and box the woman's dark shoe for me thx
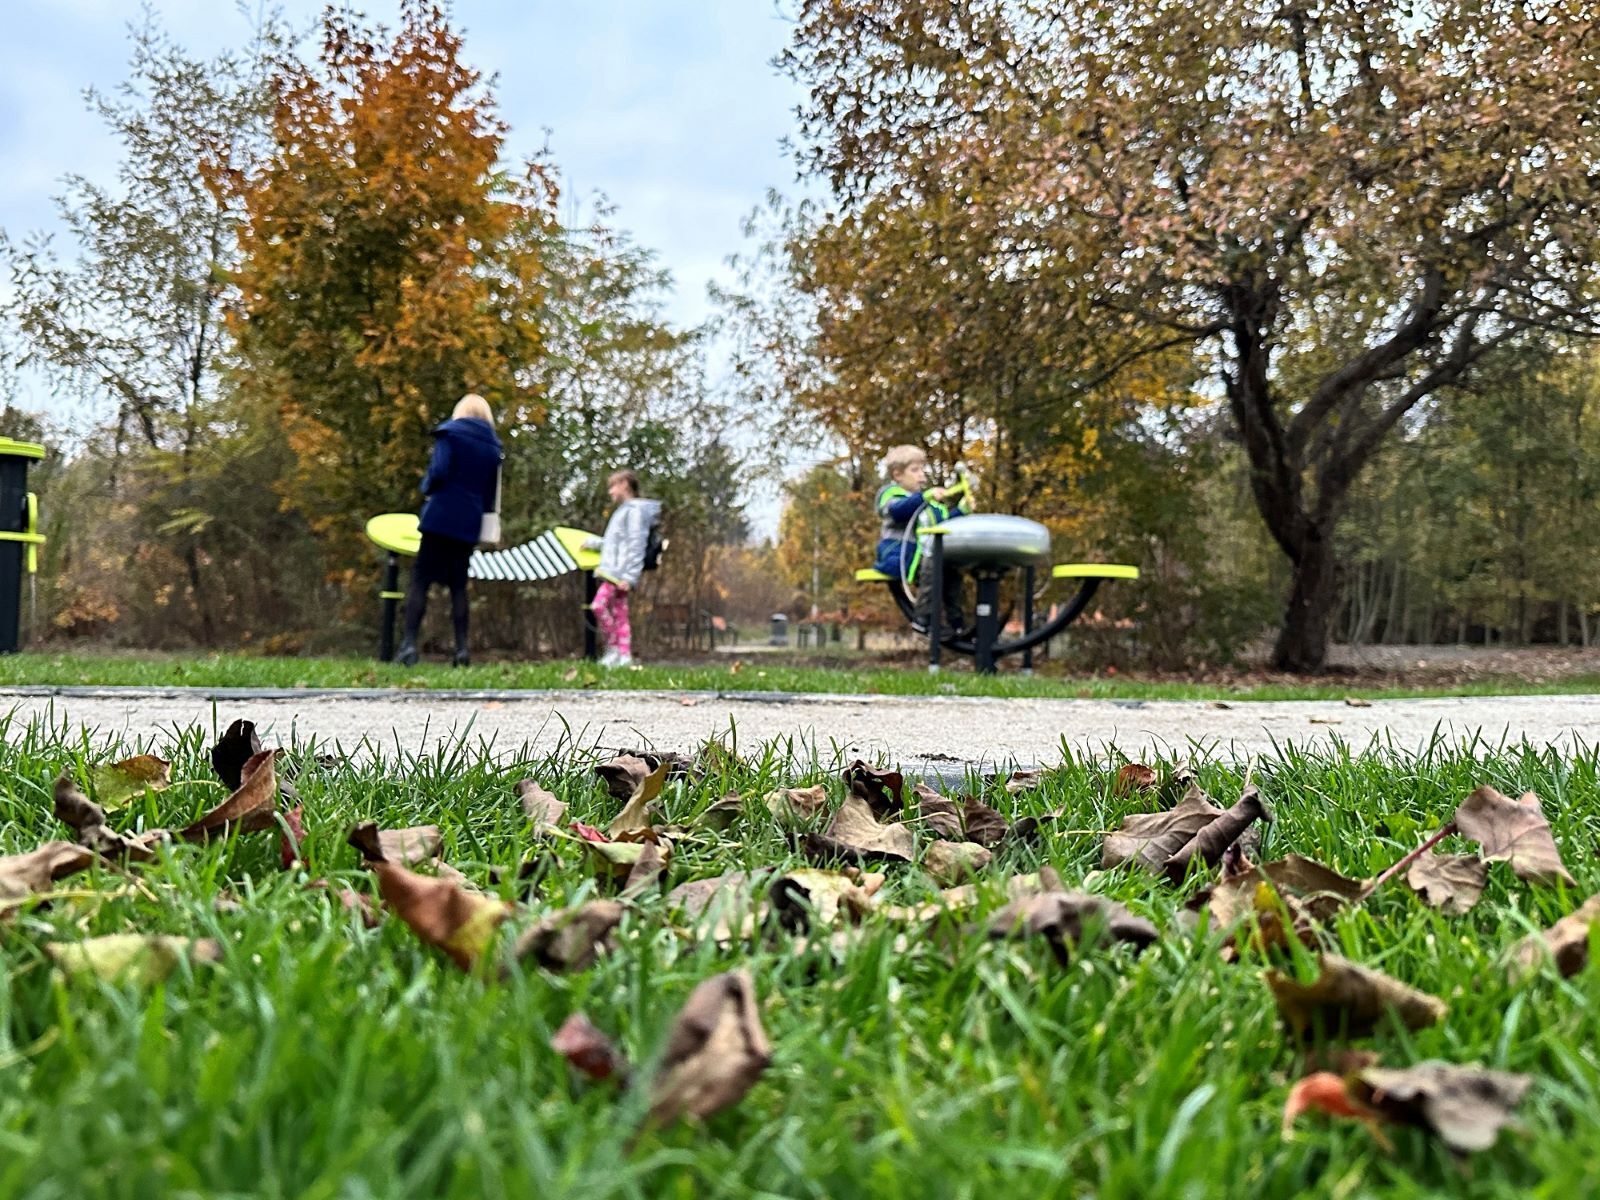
[452,648,471,668]
[396,640,420,667]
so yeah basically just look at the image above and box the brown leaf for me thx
[354,834,511,971]
[769,867,884,932]
[1351,1061,1533,1153]
[209,718,263,790]
[308,879,382,927]
[912,783,964,839]
[1162,787,1270,882]
[1453,786,1574,885]
[180,750,280,841]
[815,795,914,863]
[53,774,108,835]
[923,840,992,886]
[646,969,772,1126]
[988,891,1159,963]
[1207,855,1365,929]
[52,775,166,862]
[765,783,830,826]
[842,759,904,818]
[621,840,667,897]
[551,1012,628,1082]
[379,825,444,866]
[1102,785,1225,872]
[88,754,171,811]
[1004,769,1046,795]
[938,866,1065,912]
[666,871,760,920]
[513,899,626,972]
[515,779,567,832]
[694,793,744,832]
[1113,762,1158,796]
[1508,893,1600,978]
[46,934,223,985]
[1267,954,1446,1039]
[0,841,95,905]
[601,756,670,837]
[1406,854,1488,915]
[961,797,1010,847]
[1282,1072,1393,1149]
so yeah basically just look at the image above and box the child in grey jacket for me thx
[584,470,661,666]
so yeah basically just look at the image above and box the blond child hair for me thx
[883,444,926,479]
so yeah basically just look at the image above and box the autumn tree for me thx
[217,1,556,576]
[783,0,1600,670]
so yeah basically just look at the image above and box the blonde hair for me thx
[883,444,926,479]
[452,393,494,424]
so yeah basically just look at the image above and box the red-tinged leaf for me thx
[1282,1072,1393,1150]
[180,750,279,841]
[551,1012,628,1082]
[570,821,609,844]
[1113,763,1158,796]
[280,804,306,869]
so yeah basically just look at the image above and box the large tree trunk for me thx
[1272,528,1339,672]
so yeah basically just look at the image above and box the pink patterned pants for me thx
[592,581,632,656]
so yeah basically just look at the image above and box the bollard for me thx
[769,613,788,645]
[0,438,46,654]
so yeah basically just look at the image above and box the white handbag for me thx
[479,467,503,545]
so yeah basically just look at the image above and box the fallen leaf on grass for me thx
[46,934,223,986]
[765,784,829,825]
[347,822,445,867]
[1102,785,1224,872]
[513,900,626,972]
[1508,894,1600,978]
[622,840,667,897]
[1405,854,1488,915]
[961,798,1010,847]
[53,776,166,862]
[1453,786,1573,885]
[988,892,1159,962]
[180,750,279,841]
[573,823,673,884]
[1351,1061,1533,1154]
[913,784,963,839]
[552,1013,628,1082]
[308,880,381,927]
[802,796,914,866]
[842,759,904,818]
[646,969,772,1127]
[88,754,170,811]
[1161,786,1270,882]
[1282,1071,1393,1149]
[349,822,511,971]
[209,719,262,790]
[769,867,884,932]
[1207,855,1365,930]
[600,757,671,837]
[0,841,95,905]
[1004,769,1046,795]
[1112,763,1157,797]
[1267,954,1446,1039]
[694,793,744,832]
[280,804,306,868]
[515,780,567,833]
[923,840,991,886]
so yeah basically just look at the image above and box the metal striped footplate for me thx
[469,530,581,582]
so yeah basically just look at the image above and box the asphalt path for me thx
[5,686,1598,771]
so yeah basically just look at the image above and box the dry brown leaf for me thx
[1162,787,1270,882]
[1282,1071,1393,1149]
[1207,855,1365,929]
[960,797,1010,847]
[1351,1061,1533,1153]
[53,775,167,862]
[809,795,915,864]
[1453,786,1573,885]
[600,757,671,837]
[515,779,567,832]
[988,891,1159,962]
[1004,769,1046,795]
[842,759,904,818]
[1508,894,1600,978]
[694,793,744,832]
[551,1012,628,1082]
[0,841,95,905]
[769,867,884,932]
[1113,762,1158,796]
[1406,854,1488,915]
[180,750,280,841]
[46,934,223,985]
[1267,954,1447,1039]
[646,969,772,1126]
[923,840,992,886]
[621,840,667,897]
[912,783,964,839]
[514,899,626,972]
[765,783,830,826]
[357,825,444,866]
[350,823,510,970]
[1102,785,1225,872]
[209,719,263,790]
[88,754,171,811]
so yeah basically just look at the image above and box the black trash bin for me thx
[0,437,45,654]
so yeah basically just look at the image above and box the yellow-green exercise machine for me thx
[364,513,602,661]
[0,438,46,654]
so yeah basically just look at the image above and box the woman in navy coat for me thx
[397,394,503,667]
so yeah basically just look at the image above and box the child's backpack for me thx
[643,515,666,571]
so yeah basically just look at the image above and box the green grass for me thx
[2,711,1598,1197]
[6,649,1600,701]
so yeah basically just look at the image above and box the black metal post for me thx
[1021,565,1035,674]
[379,552,402,662]
[973,570,1002,674]
[583,569,599,661]
[927,531,943,672]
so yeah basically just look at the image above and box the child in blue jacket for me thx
[873,444,971,635]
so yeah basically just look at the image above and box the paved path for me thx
[5,686,1598,770]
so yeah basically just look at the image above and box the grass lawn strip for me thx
[0,712,1596,1196]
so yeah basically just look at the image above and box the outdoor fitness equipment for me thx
[364,513,604,661]
[0,438,46,654]
[854,468,1139,674]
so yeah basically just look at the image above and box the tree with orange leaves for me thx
[215,1,556,576]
